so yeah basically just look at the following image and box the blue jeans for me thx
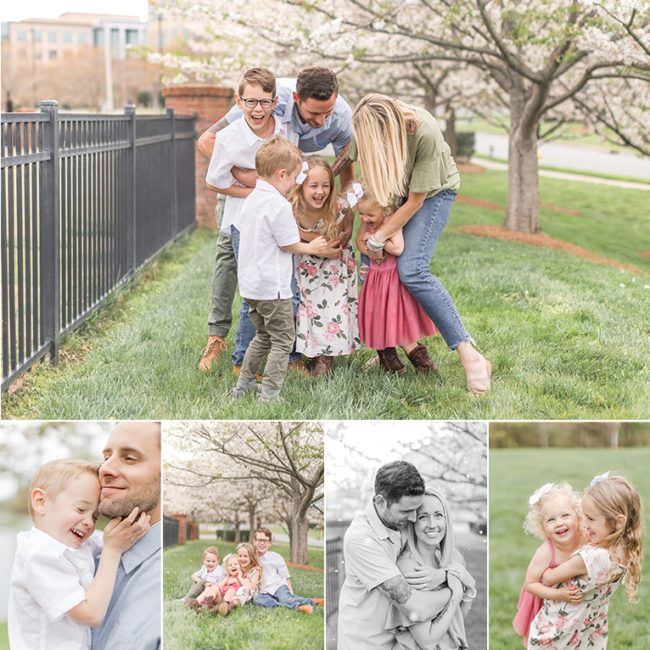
[232,227,301,365]
[252,585,315,609]
[396,190,472,351]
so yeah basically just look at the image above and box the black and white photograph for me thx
[326,420,487,649]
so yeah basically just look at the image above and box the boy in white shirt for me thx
[181,545,226,603]
[8,458,150,650]
[204,67,303,375]
[233,135,327,402]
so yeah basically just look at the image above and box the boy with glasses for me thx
[251,527,324,612]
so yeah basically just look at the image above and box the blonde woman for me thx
[343,94,491,394]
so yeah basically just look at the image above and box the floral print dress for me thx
[294,214,360,357]
[527,545,625,649]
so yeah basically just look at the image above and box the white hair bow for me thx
[590,471,610,487]
[528,482,554,506]
[295,161,309,185]
[346,182,364,208]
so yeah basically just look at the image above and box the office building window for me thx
[17,30,27,41]
[47,31,57,43]
[32,29,42,42]
[77,32,87,44]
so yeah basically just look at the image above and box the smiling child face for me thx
[225,556,240,576]
[540,495,580,546]
[582,495,613,545]
[302,166,331,210]
[36,473,100,549]
[203,552,219,572]
[237,82,277,135]
[237,547,251,569]
[357,199,385,232]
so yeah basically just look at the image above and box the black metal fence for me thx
[163,514,180,549]
[1,101,196,391]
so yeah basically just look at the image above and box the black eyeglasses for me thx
[240,97,275,109]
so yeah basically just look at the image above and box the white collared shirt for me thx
[205,116,298,233]
[258,550,291,596]
[194,564,226,584]
[237,179,300,300]
[8,527,103,650]
[337,501,405,650]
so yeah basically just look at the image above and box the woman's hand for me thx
[446,562,476,592]
[403,565,447,591]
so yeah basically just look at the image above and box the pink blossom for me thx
[307,265,318,276]
[347,257,357,271]
[330,275,340,288]
[327,322,340,335]
[555,615,566,629]
[569,632,579,646]
[299,260,308,270]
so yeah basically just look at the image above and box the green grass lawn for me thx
[2,171,648,419]
[489,447,650,648]
[164,539,323,650]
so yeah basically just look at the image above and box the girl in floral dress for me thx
[289,157,360,376]
[354,182,439,374]
[513,483,586,647]
[527,473,643,649]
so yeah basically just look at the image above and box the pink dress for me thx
[512,539,558,647]
[358,254,438,349]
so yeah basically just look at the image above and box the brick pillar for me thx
[162,84,234,228]
[172,513,188,545]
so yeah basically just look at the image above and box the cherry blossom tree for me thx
[149,0,649,234]
[165,421,323,564]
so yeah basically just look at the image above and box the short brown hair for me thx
[254,527,273,541]
[238,67,276,97]
[296,66,338,102]
[203,546,220,560]
[28,458,100,518]
[255,135,302,179]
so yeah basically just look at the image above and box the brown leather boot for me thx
[406,343,438,373]
[377,348,407,375]
[198,336,227,371]
[311,355,333,377]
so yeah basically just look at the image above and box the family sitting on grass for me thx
[181,528,323,616]
[198,65,492,402]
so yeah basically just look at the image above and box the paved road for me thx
[475,132,650,181]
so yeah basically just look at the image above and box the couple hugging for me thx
[181,528,322,616]
[338,461,476,649]
[513,473,643,648]
[8,422,162,650]
[198,64,492,400]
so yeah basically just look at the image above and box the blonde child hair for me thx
[349,178,397,218]
[203,546,220,561]
[288,156,340,240]
[28,459,100,518]
[523,482,582,540]
[223,554,239,570]
[583,474,643,603]
[237,541,263,582]
[351,93,419,208]
[255,135,303,179]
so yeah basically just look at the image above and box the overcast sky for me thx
[2,0,149,23]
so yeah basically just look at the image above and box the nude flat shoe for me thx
[466,360,491,395]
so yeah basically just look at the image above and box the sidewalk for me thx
[473,157,650,191]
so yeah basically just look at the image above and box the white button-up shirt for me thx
[194,563,226,584]
[237,179,300,300]
[258,550,291,596]
[337,501,404,650]
[8,527,103,650]
[205,115,298,234]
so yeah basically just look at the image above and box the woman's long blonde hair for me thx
[583,475,643,604]
[351,93,419,208]
[288,156,340,240]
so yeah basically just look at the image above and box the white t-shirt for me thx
[237,179,300,300]
[258,550,291,596]
[8,527,103,650]
[205,116,298,234]
[194,564,226,584]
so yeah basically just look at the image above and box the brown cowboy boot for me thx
[198,336,227,371]
[406,343,438,373]
[377,348,407,375]
[311,355,333,377]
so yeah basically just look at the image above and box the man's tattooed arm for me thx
[376,575,411,605]
[331,142,354,178]
[197,116,230,159]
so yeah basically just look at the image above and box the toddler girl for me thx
[289,156,360,376]
[354,181,438,374]
[528,473,643,648]
[513,482,586,647]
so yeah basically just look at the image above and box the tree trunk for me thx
[290,512,309,565]
[444,106,457,158]
[505,87,541,233]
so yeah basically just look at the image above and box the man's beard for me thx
[99,477,160,518]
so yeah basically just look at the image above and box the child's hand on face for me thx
[102,506,151,554]
[556,584,584,605]
[306,236,328,255]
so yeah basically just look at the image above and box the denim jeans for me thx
[252,584,315,609]
[396,190,472,351]
[232,226,301,365]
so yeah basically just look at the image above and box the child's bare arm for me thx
[542,554,588,586]
[281,236,328,256]
[206,182,253,198]
[66,508,150,627]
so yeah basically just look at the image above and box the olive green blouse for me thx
[349,106,460,199]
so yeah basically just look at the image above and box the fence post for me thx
[124,104,136,276]
[40,100,60,363]
[167,106,178,237]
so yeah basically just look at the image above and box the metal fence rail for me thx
[1,101,196,391]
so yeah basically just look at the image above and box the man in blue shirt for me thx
[92,421,161,650]
[197,66,355,373]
